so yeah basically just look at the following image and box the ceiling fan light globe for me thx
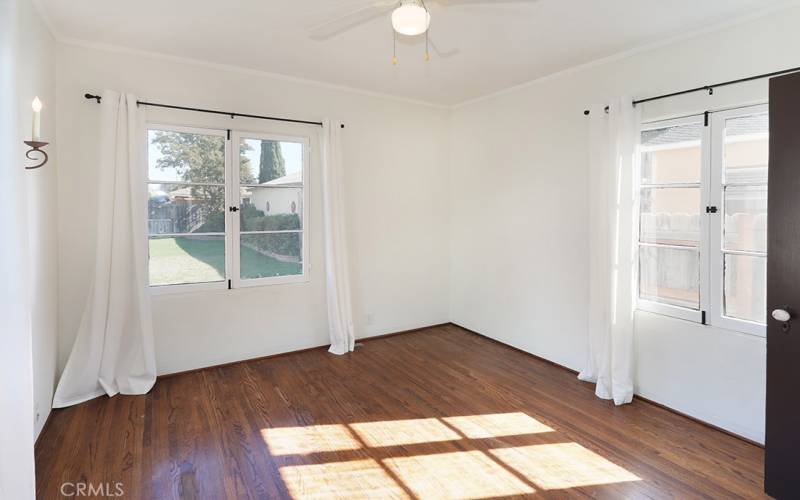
[391,4,430,36]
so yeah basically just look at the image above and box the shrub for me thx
[241,213,302,258]
[196,211,225,233]
[242,213,300,232]
[197,210,301,258]
[244,232,301,259]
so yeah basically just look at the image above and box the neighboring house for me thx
[247,171,303,216]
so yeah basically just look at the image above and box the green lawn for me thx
[149,237,301,286]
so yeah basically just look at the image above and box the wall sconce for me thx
[24,96,49,170]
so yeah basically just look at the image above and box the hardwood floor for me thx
[35,324,766,499]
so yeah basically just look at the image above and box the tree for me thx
[152,131,255,184]
[151,131,254,229]
[240,143,256,184]
[258,141,285,183]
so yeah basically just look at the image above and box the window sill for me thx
[635,304,766,338]
[149,275,311,296]
[638,299,702,323]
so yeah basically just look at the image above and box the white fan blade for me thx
[434,0,538,5]
[309,1,398,40]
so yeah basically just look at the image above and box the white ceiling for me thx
[40,0,791,105]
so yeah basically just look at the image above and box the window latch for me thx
[706,206,718,214]
[229,206,239,212]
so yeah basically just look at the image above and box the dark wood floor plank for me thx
[35,325,766,499]
[430,328,760,497]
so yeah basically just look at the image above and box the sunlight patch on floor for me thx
[490,442,641,489]
[267,413,643,498]
[262,424,361,456]
[443,412,554,439]
[383,451,535,499]
[279,459,409,499]
[350,418,461,447]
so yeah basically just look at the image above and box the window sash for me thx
[637,114,710,324]
[231,130,310,289]
[708,105,768,336]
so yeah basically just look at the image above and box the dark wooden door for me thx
[765,71,800,498]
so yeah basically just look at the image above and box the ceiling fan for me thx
[308,0,538,64]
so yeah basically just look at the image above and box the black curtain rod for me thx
[583,65,800,115]
[83,93,324,127]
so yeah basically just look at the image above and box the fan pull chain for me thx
[425,29,430,62]
[392,30,398,65]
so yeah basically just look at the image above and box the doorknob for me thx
[772,308,792,322]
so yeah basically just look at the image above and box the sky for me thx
[242,137,303,183]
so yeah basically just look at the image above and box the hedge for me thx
[196,207,301,259]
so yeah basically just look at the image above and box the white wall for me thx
[0,0,56,496]
[20,0,58,440]
[449,6,800,444]
[56,44,451,375]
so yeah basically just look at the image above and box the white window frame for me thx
[637,105,768,337]
[146,123,311,294]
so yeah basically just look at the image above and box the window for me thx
[147,124,310,292]
[638,105,768,336]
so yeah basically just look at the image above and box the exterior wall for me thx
[250,187,302,215]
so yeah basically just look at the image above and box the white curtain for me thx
[53,91,156,408]
[321,121,356,355]
[578,97,640,405]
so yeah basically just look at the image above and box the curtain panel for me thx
[321,121,356,355]
[578,97,641,405]
[53,91,156,408]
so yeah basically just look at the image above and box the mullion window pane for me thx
[723,185,767,253]
[148,129,225,183]
[240,233,303,279]
[724,254,766,323]
[639,245,700,310]
[240,186,302,230]
[148,183,225,235]
[640,187,701,246]
[239,137,304,184]
[641,122,702,184]
[149,235,225,286]
[723,113,768,184]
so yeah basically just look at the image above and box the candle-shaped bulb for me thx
[31,96,42,140]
